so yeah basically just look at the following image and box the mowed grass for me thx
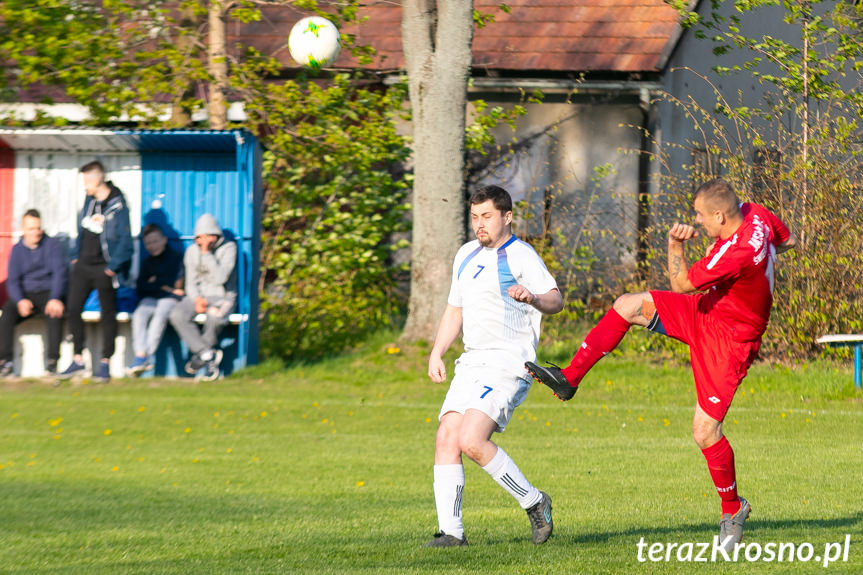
[1,333,861,574]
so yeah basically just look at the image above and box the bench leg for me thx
[855,345,862,389]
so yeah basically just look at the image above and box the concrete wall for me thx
[470,97,645,284]
[655,1,802,186]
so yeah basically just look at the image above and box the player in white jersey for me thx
[425,185,564,547]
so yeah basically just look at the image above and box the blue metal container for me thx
[129,130,262,376]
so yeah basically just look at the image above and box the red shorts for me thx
[650,290,760,421]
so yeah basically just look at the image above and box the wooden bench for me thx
[0,311,248,324]
[80,311,247,325]
[0,310,248,378]
[816,334,863,389]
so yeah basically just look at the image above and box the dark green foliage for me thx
[250,75,411,361]
[0,1,411,360]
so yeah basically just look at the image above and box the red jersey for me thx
[687,203,790,342]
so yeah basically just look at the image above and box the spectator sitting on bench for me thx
[169,214,236,381]
[0,209,67,378]
[59,160,133,383]
[126,223,185,377]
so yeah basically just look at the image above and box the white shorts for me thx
[438,361,532,433]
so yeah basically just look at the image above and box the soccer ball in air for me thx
[288,16,341,69]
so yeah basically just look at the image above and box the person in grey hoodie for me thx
[169,214,237,381]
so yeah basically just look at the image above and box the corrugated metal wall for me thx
[139,141,260,375]
[0,129,261,376]
[141,152,246,375]
[140,153,239,241]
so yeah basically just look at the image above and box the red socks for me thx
[561,308,631,386]
[701,436,741,516]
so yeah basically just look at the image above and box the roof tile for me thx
[231,0,682,73]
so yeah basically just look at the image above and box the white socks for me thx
[433,464,465,538]
[482,447,542,509]
[433,449,541,539]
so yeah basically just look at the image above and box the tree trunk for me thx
[170,5,201,127]
[400,0,474,342]
[208,0,228,129]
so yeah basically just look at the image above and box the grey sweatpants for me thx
[169,296,233,355]
[132,297,179,357]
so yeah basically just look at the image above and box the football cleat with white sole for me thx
[525,361,578,401]
[719,497,751,551]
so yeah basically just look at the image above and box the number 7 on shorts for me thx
[480,385,493,398]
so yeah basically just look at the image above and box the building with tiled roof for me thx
[4,1,785,290]
[238,0,683,76]
[3,1,689,286]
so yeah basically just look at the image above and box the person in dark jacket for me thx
[58,160,133,383]
[126,224,184,376]
[0,210,67,377]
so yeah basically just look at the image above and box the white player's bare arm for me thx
[667,223,698,294]
[428,304,463,383]
[507,285,564,315]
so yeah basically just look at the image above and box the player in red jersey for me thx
[526,179,797,549]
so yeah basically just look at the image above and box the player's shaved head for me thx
[694,179,740,217]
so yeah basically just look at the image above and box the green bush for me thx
[249,74,411,361]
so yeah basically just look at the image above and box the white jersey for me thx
[447,235,558,376]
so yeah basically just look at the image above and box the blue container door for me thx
[139,152,250,377]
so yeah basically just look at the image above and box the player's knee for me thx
[611,294,629,314]
[458,435,485,462]
[691,423,720,449]
[612,293,643,322]
[435,425,456,448]
[458,436,478,459]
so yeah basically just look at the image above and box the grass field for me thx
[1,333,861,574]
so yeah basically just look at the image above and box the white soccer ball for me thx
[288,16,341,69]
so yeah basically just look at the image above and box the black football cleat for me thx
[525,361,578,401]
[424,531,468,547]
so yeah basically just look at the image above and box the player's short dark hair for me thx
[470,185,512,214]
[80,160,106,174]
[142,223,164,238]
[22,209,41,220]
[694,178,740,216]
